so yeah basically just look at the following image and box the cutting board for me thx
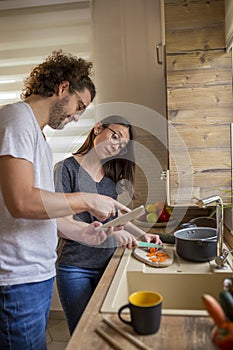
[133,247,174,268]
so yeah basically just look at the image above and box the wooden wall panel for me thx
[169,125,231,149]
[167,67,232,88]
[166,28,225,52]
[166,51,232,72]
[165,0,224,30]
[167,85,232,109]
[169,149,231,170]
[168,108,233,124]
[165,0,233,206]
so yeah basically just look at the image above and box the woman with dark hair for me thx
[54,115,162,334]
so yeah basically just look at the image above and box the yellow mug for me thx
[118,290,163,335]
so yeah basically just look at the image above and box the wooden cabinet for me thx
[164,0,233,206]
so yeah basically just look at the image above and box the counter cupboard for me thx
[65,247,215,350]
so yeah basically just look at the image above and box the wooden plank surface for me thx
[167,85,232,109]
[167,69,232,88]
[166,51,232,72]
[169,124,231,147]
[168,108,233,124]
[166,27,225,52]
[165,0,224,30]
[164,0,232,205]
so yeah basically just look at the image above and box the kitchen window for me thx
[0,0,95,164]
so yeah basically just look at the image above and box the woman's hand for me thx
[123,221,163,246]
[140,233,163,246]
[112,227,138,249]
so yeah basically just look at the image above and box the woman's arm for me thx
[124,221,163,245]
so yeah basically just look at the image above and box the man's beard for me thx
[48,96,70,130]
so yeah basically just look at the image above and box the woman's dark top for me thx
[54,156,118,270]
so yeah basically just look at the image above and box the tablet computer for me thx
[95,205,145,231]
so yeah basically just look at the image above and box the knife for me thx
[138,241,163,249]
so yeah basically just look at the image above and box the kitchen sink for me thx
[101,245,233,316]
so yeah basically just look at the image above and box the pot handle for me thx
[198,236,218,242]
[180,222,197,229]
[197,238,217,247]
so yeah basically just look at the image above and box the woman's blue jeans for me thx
[0,277,54,350]
[56,265,104,334]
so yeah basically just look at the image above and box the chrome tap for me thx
[197,195,225,267]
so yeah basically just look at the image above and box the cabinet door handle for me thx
[156,42,163,65]
[160,170,167,180]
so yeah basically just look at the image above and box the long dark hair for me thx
[73,115,135,197]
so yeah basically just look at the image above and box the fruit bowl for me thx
[135,201,175,227]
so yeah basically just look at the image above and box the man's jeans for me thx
[0,277,54,350]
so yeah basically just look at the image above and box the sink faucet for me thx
[197,195,225,267]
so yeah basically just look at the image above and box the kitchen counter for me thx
[65,246,217,350]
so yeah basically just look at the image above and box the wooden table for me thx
[65,247,215,350]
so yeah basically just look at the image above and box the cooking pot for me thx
[174,227,218,262]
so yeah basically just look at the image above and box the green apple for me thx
[146,212,158,223]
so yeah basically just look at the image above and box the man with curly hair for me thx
[0,50,129,349]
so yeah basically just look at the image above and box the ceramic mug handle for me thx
[118,304,132,325]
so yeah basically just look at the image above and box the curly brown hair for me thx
[21,50,96,101]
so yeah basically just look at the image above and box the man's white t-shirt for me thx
[0,101,57,285]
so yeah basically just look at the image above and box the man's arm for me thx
[0,156,129,221]
[57,216,138,248]
[57,215,113,246]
